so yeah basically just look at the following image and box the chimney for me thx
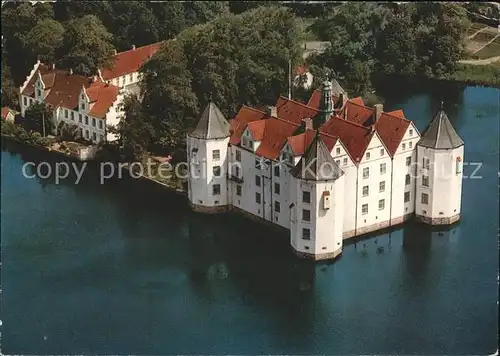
[373,103,383,123]
[301,117,313,130]
[69,68,73,75]
[132,44,136,50]
[265,106,277,118]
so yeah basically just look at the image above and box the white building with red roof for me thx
[187,78,464,261]
[98,42,162,94]
[19,61,124,143]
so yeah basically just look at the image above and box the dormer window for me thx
[81,103,85,110]
[336,147,340,155]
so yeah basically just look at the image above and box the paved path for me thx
[459,56,500,65]
[472,34,500,53]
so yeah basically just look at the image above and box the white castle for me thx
[186,79,464,261]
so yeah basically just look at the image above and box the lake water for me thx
[1,84,498,355]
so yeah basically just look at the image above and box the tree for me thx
[23,102,54,135]
[1,57,19,109]
[109,94,155,161]
[182,1,230,27]
[23,19,65,65]
[57,15,116,76]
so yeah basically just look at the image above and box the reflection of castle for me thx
[186,78,465,261]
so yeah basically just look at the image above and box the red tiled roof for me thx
[255,118,299,160]
[1,107,12,120]
[306,89,341,110]
[387,110,406,119]
[275,96,319,124]
[86,82,120,118]
[247,120,266,140]
[296,66,308,76]
[287,129,337,156]
[374,113,411,156]
[21,64,120,117]
[343,99,374,125]
[320,117,373,163]
[101,42,162,80]
[229,106,265,145]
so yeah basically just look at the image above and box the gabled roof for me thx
[320,116,374,163]
[287,129,337,156]
[229,106,265,145]
[101,42,162,80]
[307,89,341,110]
[418,109,464,149]
[374,112,411,156]
[276,96,319,125]
[190,102,231,139]
[290,131,344,181]
[21,64,120,117]
[1,107,13,120]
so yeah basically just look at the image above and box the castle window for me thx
[235,166,240,177]
[213,166,221,177]
[79,114,83,123]
[423,157,430,169]
[402,143,406,150]
[343,158,347,165]
[85,116,89,125]
[405,174,411,185]
[335,159,340,166]
[409,141,413,149]
[92,132,97,141]
[363,167,369,179]
[336,147,340,155]
[212,150,220,160]
[362,185,369,197]
[81,103,85,110]
[380,163,386,175]
[456,157,462,174]
[129,74,133,82]
[255,192,261,204]
[366,152,370,160]
[302,228,311,240]
[235,149,241,162]
[99,120,103,129]
[409,129,413,137]
[255,175,261,187]
[404,191,410,203]
[65,110,68,118]
[421,193,429,205]
[422,175,429,187]
[406,156,411,166]
[71,112,74,120]
[85,130,89,139]
[274,165,280,177]
[379,199,385,210]
[302,191,310,203]
[212,184,221,195]
[274,182,280,195]
[37,89,41,98]
[275,201,280,213]
[302,209,311,222]
[379,181,385,192]
[23,97,27,106]
[236,185,242,196]
[92,118,96,127]
[362,204,368,215]
[380,149,385,156]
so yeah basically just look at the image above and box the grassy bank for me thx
[441,63,500,87]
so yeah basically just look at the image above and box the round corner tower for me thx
[289,131,345,260]
[187,102,231,213]
[415,106,464,225]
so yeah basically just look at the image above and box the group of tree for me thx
[1,1,232,108]
[113,6,303,162]
[307,2,471,94]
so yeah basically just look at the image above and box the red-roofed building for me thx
[1,107,16,122]
[19,61,123,143]
[185,76,462,260]
[98,42,162,92]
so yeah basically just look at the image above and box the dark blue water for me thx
[1,84,498,355]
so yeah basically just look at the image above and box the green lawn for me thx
[475,41,500,59]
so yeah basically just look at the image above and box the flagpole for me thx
[288,57,292,100]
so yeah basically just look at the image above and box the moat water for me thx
[1,83,498,354]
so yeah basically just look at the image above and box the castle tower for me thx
[289,131,345,260]
[318,78,334,124]
[187,102,231,213]
[415,105,464,225]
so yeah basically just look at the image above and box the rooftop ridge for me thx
[278,95,318,112]
[381,111,411,123]
[114,42,163,56]
[329,114,372,131]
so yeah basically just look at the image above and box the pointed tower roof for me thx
[331,78,346,97]
[291,131,344,181]
[418,108,464,149]
[189,102,231,139]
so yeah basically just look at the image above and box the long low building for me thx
[186,78,465,261]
